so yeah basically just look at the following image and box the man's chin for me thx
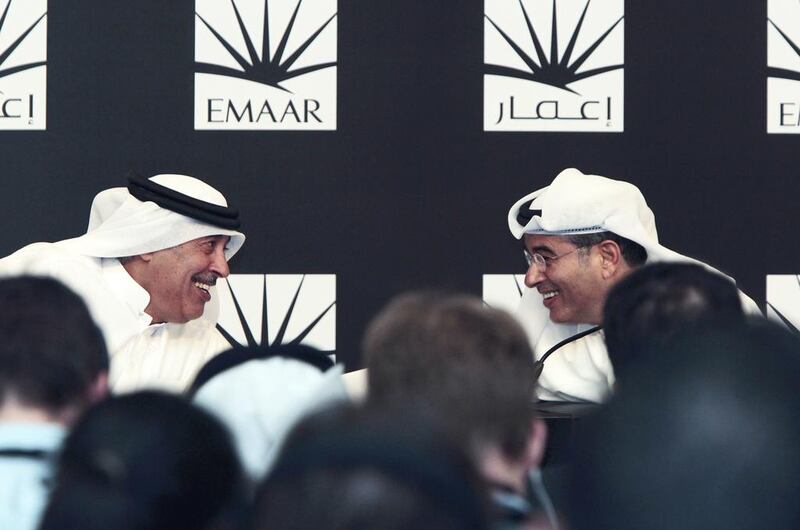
[179,306,207,324]
[549,310,597,326]
[548,309,577,325]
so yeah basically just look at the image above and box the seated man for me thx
[507,168,758,403]
[603,262,745,382]
[0,277,109,530]
[0,174,245,392]
[363,292,557,529]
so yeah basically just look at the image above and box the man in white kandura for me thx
[0,174,245,393]
[507,168,759,403]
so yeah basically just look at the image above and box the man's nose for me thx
[524,263,545,289]
[210,249,230,278]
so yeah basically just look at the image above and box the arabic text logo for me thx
[483,0,624,132]
[0,0,46,130]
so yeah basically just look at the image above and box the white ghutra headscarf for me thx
[57,174,245,259]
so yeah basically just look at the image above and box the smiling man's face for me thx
[137,235,231,324]
[522,233,609,325]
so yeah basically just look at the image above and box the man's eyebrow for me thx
[531,245,555,255]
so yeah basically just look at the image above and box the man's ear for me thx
[523,418,548,470]
[597,240,623,279]
[138,252,154,263]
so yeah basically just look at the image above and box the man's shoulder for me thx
[0,422,66,450]
[0,422,63,530]
[0,242,100,277]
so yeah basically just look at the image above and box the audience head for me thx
[569,319,800,530]
[363,291,543,492]
[0,276,108,423]
[190,343,348,482]
[603,262,745,377]
[39,391,243,530]
[251,404,491,530]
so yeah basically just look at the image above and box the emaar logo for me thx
[484,0,623,132]
[768,0,800,133]
[766,275,800,336]
[195,0,337,130]
[482,274,526,314]
[0,0,46,130]
[215,274,336,357]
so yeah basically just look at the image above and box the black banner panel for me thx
[0,0,798,369]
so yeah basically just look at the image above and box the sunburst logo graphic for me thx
[766,275,800,336]
[485,0,622,94]
[484,0,623,132]
[195,0,337,130]
[215,274,336,357]
[0,0,46,130]
[767,0,800,133]
[482,274,526,314]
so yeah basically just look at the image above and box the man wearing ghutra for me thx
[0,174,246,393]
[507,168,759,403]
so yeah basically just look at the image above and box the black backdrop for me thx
[0,0,795,370]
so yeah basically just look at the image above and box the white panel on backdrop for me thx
[768,0,800,133]
[0,0,46,130]
[482,274,525,315]
[194,0,337,130]
[484,0,624,132]
[766,275,800,333]
[215,274,337,353]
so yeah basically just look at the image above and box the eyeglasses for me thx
[524,246,587,271]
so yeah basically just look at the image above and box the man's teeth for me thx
[194,282,211,292]
[542,291,558,300]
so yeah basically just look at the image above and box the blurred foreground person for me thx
[569,320,800,530]
[39,391,242,530]
[0,277,108,530]
[364,292,557,529]
[251,405,491,530]
[603,262,745,381]
[190,344,348,484]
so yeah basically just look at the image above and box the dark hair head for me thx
[251,404,491,530]
[0,276,108,412]
[603,262,745,377]
[567,231,647,267]
[39,391,243,530]
[363,291,535,461]
[569,319,800,530]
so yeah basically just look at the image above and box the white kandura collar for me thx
[100,258,155,326]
